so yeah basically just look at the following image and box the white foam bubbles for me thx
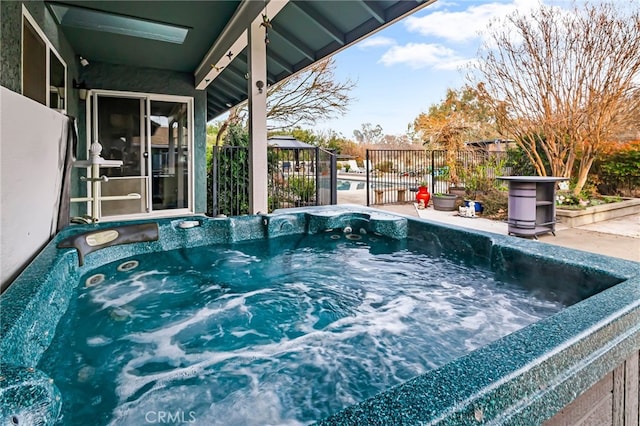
[86,336,112,347]
[55,237,566,426]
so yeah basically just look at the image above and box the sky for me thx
[316,0,550,138]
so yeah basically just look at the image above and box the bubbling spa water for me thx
[38,231,564,425]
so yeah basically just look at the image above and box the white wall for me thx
[1,87,68,290]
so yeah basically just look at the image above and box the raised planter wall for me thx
[556,198,640,228]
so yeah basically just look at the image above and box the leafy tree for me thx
[206,123,221,181]
[413,85,497,148]
[206,123,219,145]
[474,1,640,194]
[337,140,365,161]
[315,129,350,151]
[288,128,319,145]
[214,107,242,146]
[413,85,498,184]
[380,134,415,147]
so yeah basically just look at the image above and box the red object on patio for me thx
[416,186,431,206]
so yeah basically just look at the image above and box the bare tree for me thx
[381,134,416,147]
[267,58,355,130]
[214,57,354,141]
[353,123,384,144]
[474,1,640,194]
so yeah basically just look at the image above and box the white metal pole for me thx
[247,17,269,214]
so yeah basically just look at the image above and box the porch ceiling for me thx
[46,0,433,122]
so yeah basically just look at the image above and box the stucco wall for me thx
[1,1,207,215]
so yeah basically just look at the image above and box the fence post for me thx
[315,147,320,206]
[366,150,370,206]
[431,150,435,195]
[212,146,219,216]
[330,150,337,205]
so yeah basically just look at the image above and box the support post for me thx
[247,17,268,214]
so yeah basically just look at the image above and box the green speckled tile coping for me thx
[0,364,62,425]
[1,206,639,425]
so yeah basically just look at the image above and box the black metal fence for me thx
[365,149,517,205]
[211,146,337,216]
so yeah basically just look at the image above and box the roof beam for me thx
[212,77,244,100]
[231,54,278,84]
[206,0,436,119]
[267,50,294,75]
[289,2,345,45]
[221,62,249,85]
[345,0,434,47]
[358,1,385,24]
[195,0,288,90]
[269,24,315,61]
[208,97,228,111]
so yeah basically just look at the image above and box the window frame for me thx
[21,5,67,113]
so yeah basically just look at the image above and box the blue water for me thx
[39,232,564,425]
[337,179,415,192]
[336,179,366,191]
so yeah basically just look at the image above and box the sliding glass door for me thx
[89,91,193,220]
[149,100,190,211]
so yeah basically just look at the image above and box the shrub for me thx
[592,141,640,196]
[505,146,538,176]
[477,189,508,220]
[288,176,316,202]
[207,125,250,216]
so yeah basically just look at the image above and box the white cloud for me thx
[358,36,396,49]
[404,0,540,43]
[379,42,473,71]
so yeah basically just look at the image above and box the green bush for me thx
[207,125,250,216]
[592,143,640,196]
[505,146,538,176]
[288,176,316,202]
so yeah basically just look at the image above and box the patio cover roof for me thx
[45,0,434,121]
[267,135,315,149]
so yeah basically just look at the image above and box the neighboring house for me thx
[465,139,516,152]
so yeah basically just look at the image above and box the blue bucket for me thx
[464,200,484,213]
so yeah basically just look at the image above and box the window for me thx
[22,6,67,112]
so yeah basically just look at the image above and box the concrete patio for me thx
[337,187,640,262]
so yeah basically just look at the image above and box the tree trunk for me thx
[573,155,595,195]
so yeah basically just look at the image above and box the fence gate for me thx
[365,149,515,206]
[211,146,337,216]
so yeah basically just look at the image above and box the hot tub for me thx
[1,206,639,425]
